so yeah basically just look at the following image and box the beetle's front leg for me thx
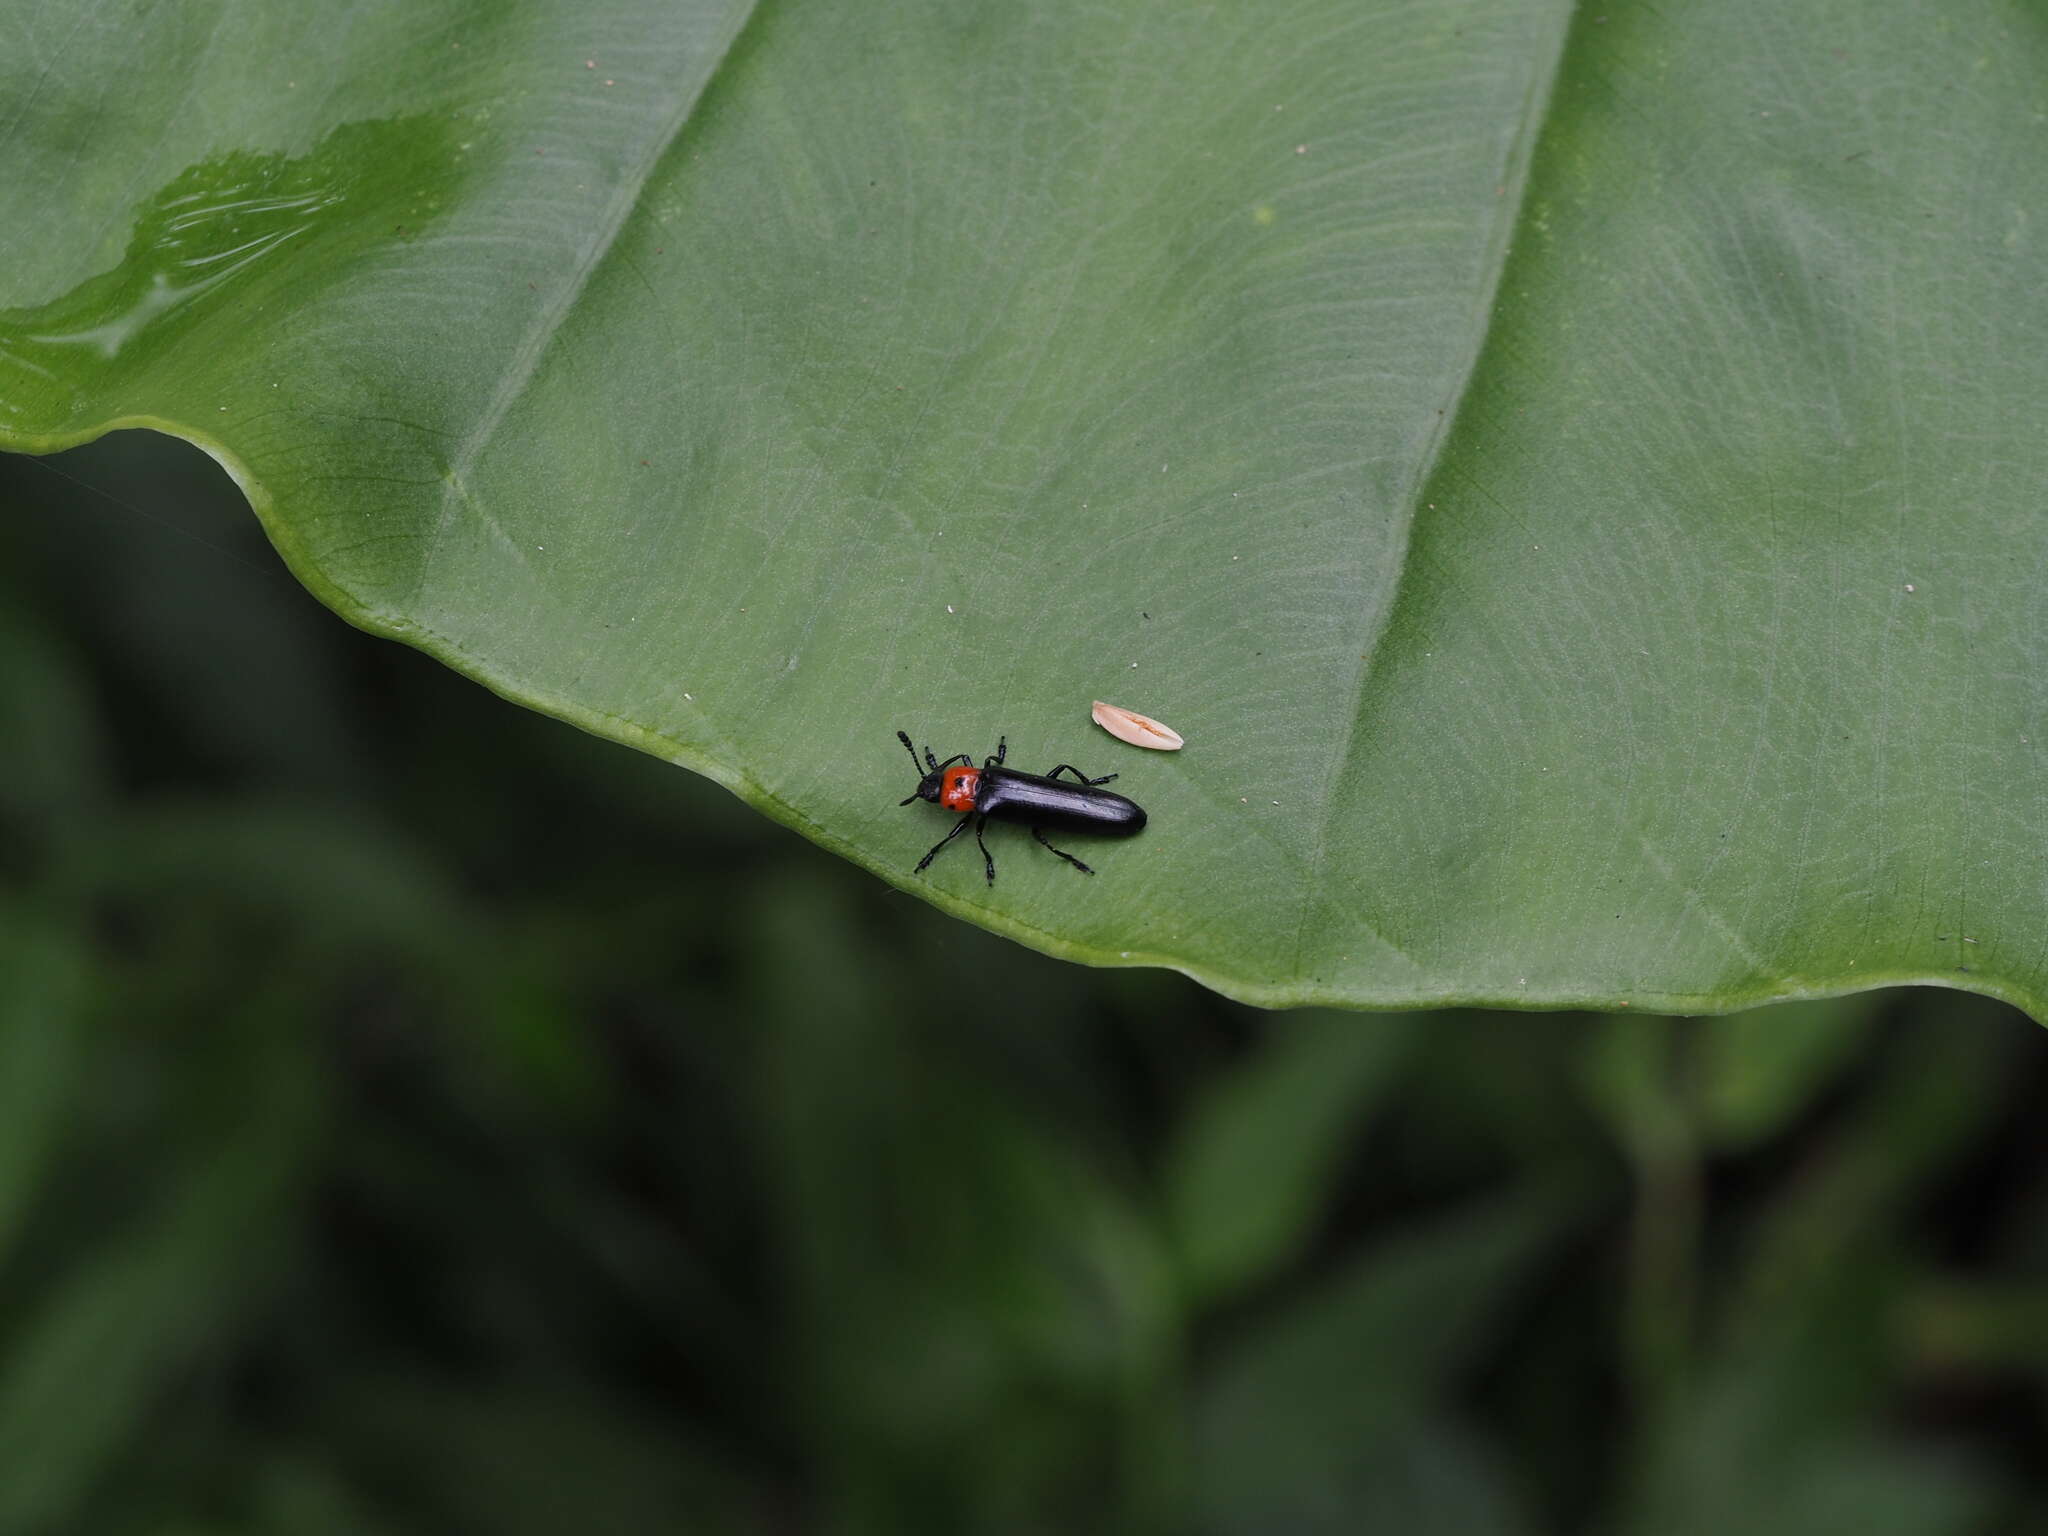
[914,817,971,873]
[974,814,997,884]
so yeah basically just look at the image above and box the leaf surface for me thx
[2,0,2042,1011]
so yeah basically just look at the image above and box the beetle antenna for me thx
[896,730,924,775]
[898,794,920,807]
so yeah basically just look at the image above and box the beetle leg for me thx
[975,815,997,885]
[1046,764,1118,787]
[985,735,1007,770]
[930,753,974,772]
[1032,827,1095,875]
[914,817,971,873]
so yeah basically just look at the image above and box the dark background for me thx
[1,432,2044,1534]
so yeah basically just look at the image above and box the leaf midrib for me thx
[1290,3,1580,985]
[408,0,765,614]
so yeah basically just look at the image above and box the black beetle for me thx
[897,730,1146,884]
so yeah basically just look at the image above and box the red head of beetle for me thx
[939,765,980,813]
[897,731,986,815]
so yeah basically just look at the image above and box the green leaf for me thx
[0,902,87,1260]
[317,1380,764,1536]
[1579,1016,1692,1165]
[1165,1013,1415,1308]
[0,597,104,857]
[751,872,1177,1533]
[1204,1419,1537,1536]
[1699,995,1876,1150]
[1626,1443,1994,1536]
[1625,1255,2002,1536]
[1616,1007,2013,1536]
[3,0,2044,1012]
[1191,1186,1571,1527]
[1727,1001,2008,1329]
[0,1003,311,1536]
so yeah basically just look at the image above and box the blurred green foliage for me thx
[0,433,2044,1533]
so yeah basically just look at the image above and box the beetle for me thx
[897,729,1146,884]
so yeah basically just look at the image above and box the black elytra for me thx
[896,730,1147,885]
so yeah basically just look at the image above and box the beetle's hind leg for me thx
[1046,764,1117,788]
[1032,827,1095,875]
[915,817,971,873]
